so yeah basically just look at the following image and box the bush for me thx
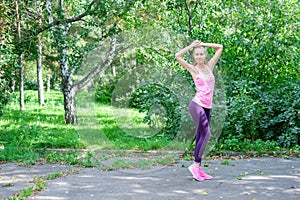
[259,81,299,147]
[95,76,119,104]
[24,80,38,90]
[0,68,13,116]
[223,80,299,148]
[129,83,181,139]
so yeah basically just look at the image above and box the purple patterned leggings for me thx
[189,101,211,165]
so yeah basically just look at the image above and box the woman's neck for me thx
[195,64,212,78]
[195,63,205,68]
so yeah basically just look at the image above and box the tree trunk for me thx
[57,0,77,124]
[51,73,57,90]
[47,0,77,124]
[10,78,15,94]
[63,87,77,124]
[46,73,51,92]
[37,18,45,106]
[19,55,24,110]
[15,0,24,110]
[59,32,77,124]
[112,65,116,77]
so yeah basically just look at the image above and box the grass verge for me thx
[0,90,298,166]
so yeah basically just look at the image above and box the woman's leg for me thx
[189,101,211,165]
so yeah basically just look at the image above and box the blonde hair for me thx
[193,46,207,65]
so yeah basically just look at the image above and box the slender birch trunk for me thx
[15,0,24,110]
[37,17,45,106]
[46,73,51,92]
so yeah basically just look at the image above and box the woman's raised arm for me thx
[201,43,223,70]
[175,40,201,73]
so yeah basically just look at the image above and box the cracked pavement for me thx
[0,157,299,200]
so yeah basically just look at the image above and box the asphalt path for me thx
[1,157,299,200]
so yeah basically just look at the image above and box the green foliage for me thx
[6,176,47,200]
[94,27,186,139]
[95,75,120,104]
[221,160,234,166]
[0,67,13,116]
[1,0,299,155]
[0,91,82,149]
[158,0,299,148]
[101,123,171,151]
[259,82,299,147]
[0,90,183,164]
[214,137,278,154]
[33,176,47,191]
[223,80,299,147]
[45,151,98,167]
[0,141,40,165]
[45,172,64,180]
[7,186,34,200]
[93,104,181,151]
[45,151,83,165]
[0,2,15,116]
[129,83,181,139]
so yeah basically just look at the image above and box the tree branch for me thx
[143,46,173,55]
[193,0,199,11]
[184,0,193,34]
[70,2,133,77]
[36,0,97,35]
[73,37,116,93]
[177,3,184,31]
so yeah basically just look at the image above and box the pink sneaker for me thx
[188,165,204,181]
[198,168,213,180]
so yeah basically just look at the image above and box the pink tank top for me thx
[192,68,215,109]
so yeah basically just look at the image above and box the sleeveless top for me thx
[192,66,215,109]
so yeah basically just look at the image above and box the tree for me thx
[44,0,135,124]
[36,0,45,106]
[15,0,24,110]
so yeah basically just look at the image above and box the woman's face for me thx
[193,48,206,65]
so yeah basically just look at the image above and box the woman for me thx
[175,40,223,181]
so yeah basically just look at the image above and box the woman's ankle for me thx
[193,162,200,168]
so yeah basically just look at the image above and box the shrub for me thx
[95,76,119,104]
[223,80,299,148]
[0,68,13,116]
[129,83,181,139]
[258,81,299,147]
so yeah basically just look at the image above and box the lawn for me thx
[0,90,188,163]
[1,90,298,165]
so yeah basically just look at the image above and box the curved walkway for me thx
[1,157,299,200]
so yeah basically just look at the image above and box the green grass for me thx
[0,90,186,164]
[79,104,173,150]
[1,90,297,164]
[0,90,81,149]
[0,90,85,163]
[213,138,279,153]
[76,89,188,151]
